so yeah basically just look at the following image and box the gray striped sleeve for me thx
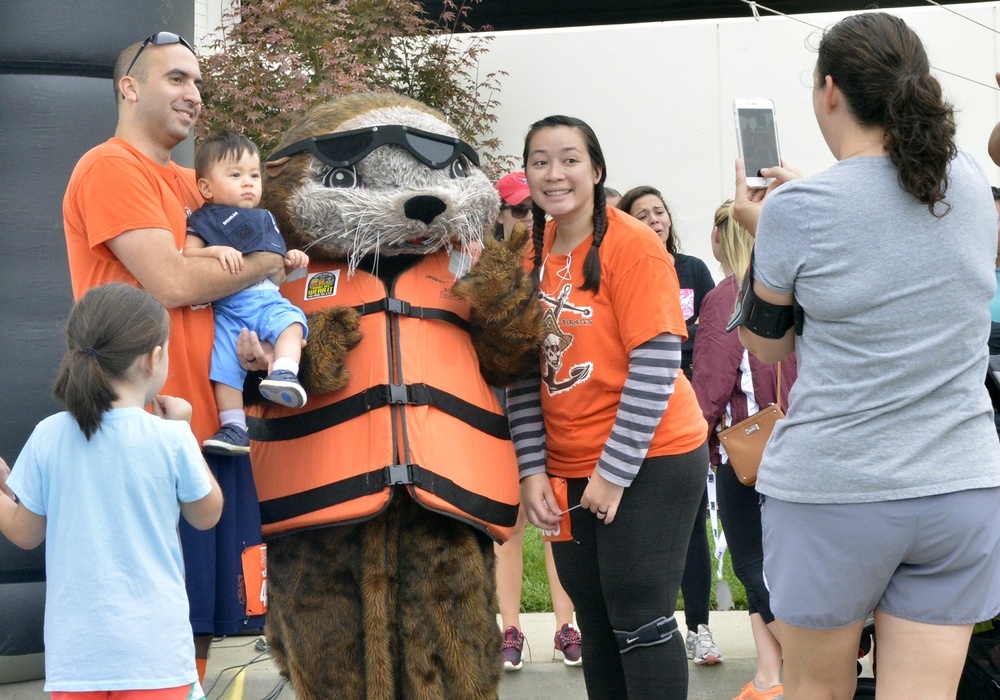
[507,373,548,479]
[595,333,681,487]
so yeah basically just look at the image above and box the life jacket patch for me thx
[305,270,341,300]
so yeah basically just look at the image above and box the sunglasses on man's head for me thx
[125,32,195,77]
[502,202,532,219]
[265,125,481,173]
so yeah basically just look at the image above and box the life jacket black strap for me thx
[416,470,519,528]
[353,298,470,333]
[248,383,510,442]
[259,462,518,529]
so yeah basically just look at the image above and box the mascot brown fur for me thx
[249,92,542,700]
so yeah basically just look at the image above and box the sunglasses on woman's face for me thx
[503,203,532,219]
[125,32,195,77]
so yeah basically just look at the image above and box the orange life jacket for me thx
[248,252,520,542]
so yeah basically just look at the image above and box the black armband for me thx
[726,251,801,339]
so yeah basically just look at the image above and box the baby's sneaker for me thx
[202,425,250,456]
[259,369,307,409]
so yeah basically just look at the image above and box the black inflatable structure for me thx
[0,0,194,683]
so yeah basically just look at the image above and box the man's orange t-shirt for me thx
[63,137,219,442]
[533,207,707,478]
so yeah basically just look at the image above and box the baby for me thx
[184,132,309,455]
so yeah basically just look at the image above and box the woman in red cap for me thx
[493,171,534,241]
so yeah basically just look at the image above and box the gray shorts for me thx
[761,487,1000,629]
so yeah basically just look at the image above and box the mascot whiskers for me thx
[249,92,542,700]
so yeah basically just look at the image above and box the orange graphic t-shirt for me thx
[532,207,707,478]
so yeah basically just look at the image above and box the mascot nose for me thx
[404,195,447,225]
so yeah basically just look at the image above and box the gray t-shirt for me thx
[753,152,1000,503]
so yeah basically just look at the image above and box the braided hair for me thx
[522,115,609,293]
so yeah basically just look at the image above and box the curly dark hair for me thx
[817,12,956,216]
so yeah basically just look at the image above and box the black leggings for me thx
[680,486,711,630]
[551,444,708,699]
[715,462,774,623]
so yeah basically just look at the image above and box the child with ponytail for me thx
[508,115,708,698]
[0,282,222,700]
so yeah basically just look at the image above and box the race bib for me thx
[241,544,268,616]
[541,476,573,542]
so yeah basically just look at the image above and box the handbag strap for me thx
[721,359,784,431]
[776,361,782,410]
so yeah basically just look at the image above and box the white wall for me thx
[194,0,230,49]
[470,3,1000,278]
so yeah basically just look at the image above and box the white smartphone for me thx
[734,98,781,189]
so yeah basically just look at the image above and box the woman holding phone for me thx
[508,114,708,698]
[733,13,1000,700]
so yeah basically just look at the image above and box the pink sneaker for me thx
[502,626,525,671]
[553,623,582,666]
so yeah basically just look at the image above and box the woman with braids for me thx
[0,283,222,698]
[507,115,708,698]
[732,13,1000,700]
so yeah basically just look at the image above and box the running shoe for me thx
[691,624,724,665]
[502,626,525,671]
[733,680,784,700]
[553,623,582,666]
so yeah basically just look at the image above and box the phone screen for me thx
[737,108,780,178]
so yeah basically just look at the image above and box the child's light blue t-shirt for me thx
[990,268,1000,323]
[7,407,211,691]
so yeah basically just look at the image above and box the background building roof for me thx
[423,0,993,32]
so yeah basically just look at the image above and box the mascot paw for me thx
[451,223,543,387]
[452,223,535,326]
[300,307,363,395]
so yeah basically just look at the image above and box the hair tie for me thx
[82,347,99,358]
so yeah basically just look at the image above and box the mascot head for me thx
[262,93,500,273]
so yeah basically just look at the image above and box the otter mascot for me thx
[248,92,541,700]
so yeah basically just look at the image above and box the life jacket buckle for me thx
[384,463,419,486]
[385,297,411,315]
[388,383,409,404]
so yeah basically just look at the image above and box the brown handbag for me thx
[717,364,784,487]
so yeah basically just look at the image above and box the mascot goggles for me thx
[125,32,195,76]
[266,125,481,170]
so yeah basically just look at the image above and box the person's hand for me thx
[216,248,245,273]
[284,249,309,271]
[580,470,625,525]
[733,158,803,237]
[520,473,562,530]
[152,395,193,423]
[237,328,274,373]
[0,457,13,501]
